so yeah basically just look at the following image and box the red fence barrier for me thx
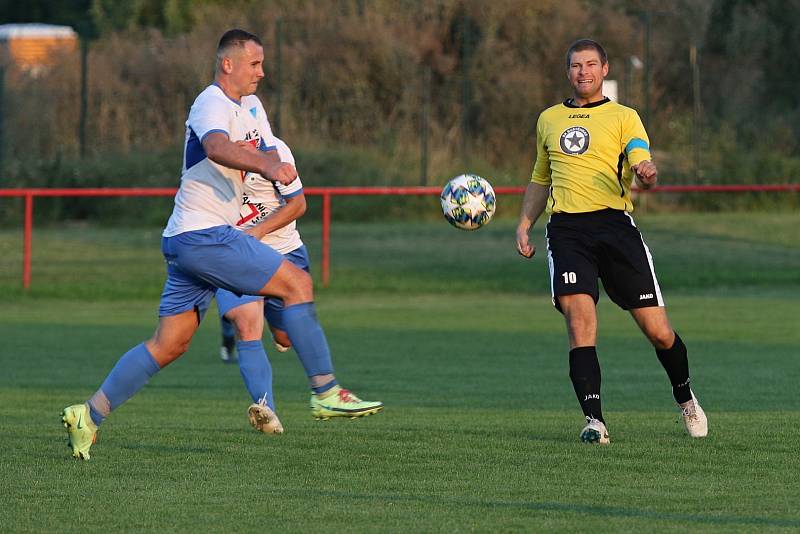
[2,184,799,289]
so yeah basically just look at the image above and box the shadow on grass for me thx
[274,488,800,528]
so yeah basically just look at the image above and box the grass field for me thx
[1,212,799,532]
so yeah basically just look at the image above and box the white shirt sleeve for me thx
[188,91,231,142]
[273,137,303,198]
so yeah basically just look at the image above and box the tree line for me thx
[1,0,798,191]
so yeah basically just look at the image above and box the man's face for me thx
[567,49,608,101]
[227,40,265,97]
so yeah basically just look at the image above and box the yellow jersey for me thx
[531,98,651,213]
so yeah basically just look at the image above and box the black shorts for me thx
[545,209,664,312]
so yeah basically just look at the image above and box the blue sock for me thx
[93,343,160,424]
[312,379,338,395]
[88,402,106,427]
[237,340,274,409]
[282,302,334,377]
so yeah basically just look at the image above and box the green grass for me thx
[1,212,799,531]
[1,211,799,297]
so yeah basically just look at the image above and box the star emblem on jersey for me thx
[560,126,590,155]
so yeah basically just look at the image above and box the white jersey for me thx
[163,84,278,237]
[237,138,304,254]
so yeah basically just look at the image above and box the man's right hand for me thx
[203,133,297,184]
[516,224,536,258]
[262,160,298,185]
[234,140,297,184]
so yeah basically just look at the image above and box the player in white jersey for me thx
[216,137,378,432]
[61,29,382,460]
[218,136,305,366]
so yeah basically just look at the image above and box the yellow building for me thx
[0,23,77,71]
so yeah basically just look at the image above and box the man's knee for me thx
[146,336,190,365]
[282,266,313,302]
[260,261,313,302]
[231,318,260,340]
[648,328,675,350]
[559,294,597,346]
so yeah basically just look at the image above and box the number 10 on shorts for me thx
[562,271,577,284]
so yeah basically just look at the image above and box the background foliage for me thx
[1,0,798,219]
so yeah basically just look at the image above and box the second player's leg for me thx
[225,301,281,432]
[225,300,265,341]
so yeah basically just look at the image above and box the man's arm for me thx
[623,110,657,190]
[515,182,550,258]
[244,193,307,241]
[202,132,297,185]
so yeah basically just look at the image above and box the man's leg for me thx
[629,306,691,402]
[559,294,607,437]
[224,300,283,434]
[63,310,200,460]
[225,301,274,408]
[264,247,336,391]
[256,261,334,382]
[264,293,336,393]
[257,261,382,419]
[630,306,707,437]
[267,322,336,393]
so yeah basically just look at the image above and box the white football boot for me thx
[580,418,610,444]
[247,398,284,435]
[680,391,708,438]
[220,345,237,363]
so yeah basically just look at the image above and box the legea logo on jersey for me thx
[559,126,590,155]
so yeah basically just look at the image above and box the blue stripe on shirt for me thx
[282,188,303,198]
[200,128,228,142]
[625,138,649,154]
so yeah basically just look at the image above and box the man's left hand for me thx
[632,160,658,189]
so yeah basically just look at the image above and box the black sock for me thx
[569,346,604,423]
[222,335,236,352]
[655,332,692,404]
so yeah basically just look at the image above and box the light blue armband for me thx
[625,138,649,154]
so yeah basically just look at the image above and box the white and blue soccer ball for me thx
[440,174,496,230]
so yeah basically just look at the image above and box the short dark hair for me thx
[565,39,607,68]
[217,28,262,55]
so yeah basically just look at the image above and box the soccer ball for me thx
[440,174,496,230]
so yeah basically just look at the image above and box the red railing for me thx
[2,184,798,289]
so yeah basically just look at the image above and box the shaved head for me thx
[216,29,262,72]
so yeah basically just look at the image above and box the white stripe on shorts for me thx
[624,212,665,306]
[545,215,556,307]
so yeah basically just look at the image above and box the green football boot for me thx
[62,403,98,460]
[310,386,383,420]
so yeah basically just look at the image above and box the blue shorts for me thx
[216,245,310,331]
[158,226,284,318]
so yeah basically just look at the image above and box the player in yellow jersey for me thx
[515,39,707,444]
